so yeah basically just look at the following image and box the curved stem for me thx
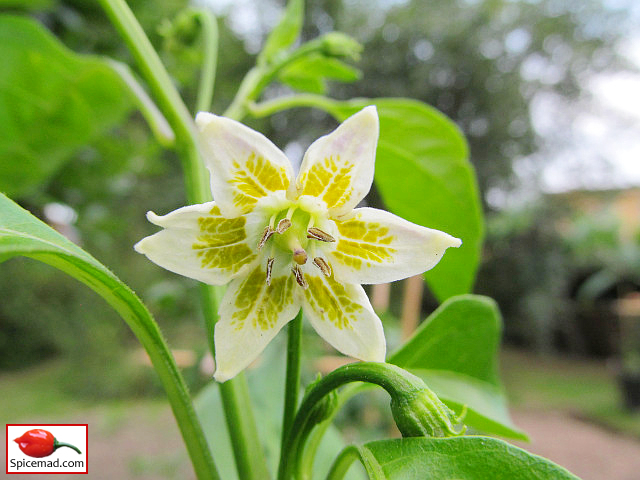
[249,94,340,118]
[278,363,417,480]
[31,252,220,480]
[325,446,360,480]
[297,383,367,480]
[223,38,331,121]
[108,59,175,147]
[192,8,218,114]
[281,310,303,454]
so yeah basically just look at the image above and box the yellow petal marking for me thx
[230,152,290,210]
[304,274,363,330]
[299,155,353,210]
[333,217,396,270]
[231,265,296,331]
[192,205,256,273]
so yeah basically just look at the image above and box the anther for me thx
[313,257,332,277]
[293,248,308,265]
[276,218,292,233]
[266,257,274,286]
[258,226,274,250]
[292,265,308,289]
[307,227,335,243]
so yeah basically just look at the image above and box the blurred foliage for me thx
[478,189,640,354]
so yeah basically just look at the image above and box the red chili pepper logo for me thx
[14,429,82,458]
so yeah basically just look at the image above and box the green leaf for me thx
[389,295,500,383]
[335,437,580,480]
[325,98,483,301]
[0,15,133,197]
[279,54,361,94]
[258,0,304,65]
[0,193,218,479]
[388,295,525,439]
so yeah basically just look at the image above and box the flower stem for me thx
[223,38,333,121]
[249,94,340,118]
[97,0,209,205]
[191,8,218,114]
[98,2,269,479]
[277,363,421,480]
[281,310,303,454]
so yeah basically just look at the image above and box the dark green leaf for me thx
[342,437,580,479]
[258,0,303,65]
[325,99,483,301]
[0,15,133,197]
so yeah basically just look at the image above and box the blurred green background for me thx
[1,0,640,478]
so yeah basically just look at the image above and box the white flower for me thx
[135,106,461,382]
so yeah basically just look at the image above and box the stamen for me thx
[313,257,332,277]
[266,257,275,286]
[276,218,292,233]
[258,226,274,250]
[292,265,308,289]
[307,227,335,243]
[293,247,308,265]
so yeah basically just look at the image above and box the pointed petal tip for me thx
[145,210,161,224]
[450,236,462,248]
[195,111,218,130]
[133,238,146,254]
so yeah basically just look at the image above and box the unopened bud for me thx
[390,386,466,438]
[320,32,363,61]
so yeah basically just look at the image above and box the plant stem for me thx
[98,0,209,205]
[278,363,419,480]
[249,94,340,118]
[281,310,303,454]
[98,2,269,479]
[223,38,333,121]
[191,8,218,114]
[324,446,359,480]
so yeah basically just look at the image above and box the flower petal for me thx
[214,264,301,382]
[291,106,378,216]
[196,112,294,217]
[134,202,259,285]
[301,272,386,362]
[328,207,461,285]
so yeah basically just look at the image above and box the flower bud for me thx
[320,32,363,61]
[390,386,466,438]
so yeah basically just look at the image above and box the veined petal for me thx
[291,106,378,216]
[301,272,386,362]
[214,264,301,382]
[134,202,259,285]
[328,207,461,285]
[196,112,293,217]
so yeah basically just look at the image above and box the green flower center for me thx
[257,205,335,288]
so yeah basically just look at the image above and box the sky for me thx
[531,35,640,193]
